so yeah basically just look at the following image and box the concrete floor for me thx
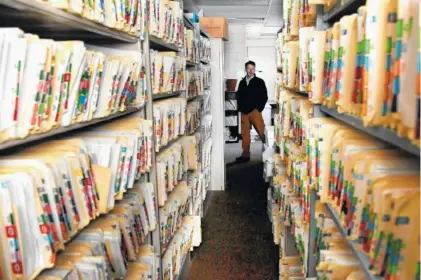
[184,141,278,280]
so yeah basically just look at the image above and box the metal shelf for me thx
[186,61,199,67]
[282,86,309,97]
[152,91,183,101]
[149,35,180,51]
[200,59,210,64]
[0,0,139,43]
[183,15,195,30]
[0,105,145,153]
[320,106,420,157]
[322,0,366,22]
[156,137,182,154]
[187,95,201,101]
[200,27,210,38]
[324,204,383,280]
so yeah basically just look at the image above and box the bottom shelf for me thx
[324,204,382,280]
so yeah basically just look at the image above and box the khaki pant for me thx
[241,109,265,156]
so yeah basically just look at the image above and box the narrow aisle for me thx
[188,143,278,280]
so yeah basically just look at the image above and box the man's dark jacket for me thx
[236,76,268,114]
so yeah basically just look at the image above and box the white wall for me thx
[224,23,247,79]
[224,23,277,80]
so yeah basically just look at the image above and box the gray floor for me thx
[184,141,278,280]
[224,140,264,163]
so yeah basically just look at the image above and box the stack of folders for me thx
[39,0,148,38]
[199,36,211,62]
[314,201,368,280]
[0,29,147,144]
[187,70,204,98]
[78,116,154,196]
[225,100,237,110]
[162,216,196,280]
[275,33,284,70]
[187,171,206,216]
[159,182,190,252]
[153,98,187,152]
[186,101,201,135]
[200,136,212,170]
[156,136,198,206]
[46,183,156,279]
[224,116,237,127]
[0,129,157,279]
[274,89,421,279]
[202,91,211,115]
[38,242,159,280]
[200,115,212,142]
[201,64,211,89]
[148,0,184,47]
[312,121,420,279]
[272,163,310,272]
[185,29,199,64]
[150,51,187,95]
[279,256,305,279]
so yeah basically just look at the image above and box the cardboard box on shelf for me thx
[199,17,229,41]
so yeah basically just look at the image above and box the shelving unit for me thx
[0,0,213,278]
[0,0,139,42]
[144,9,215,278]
[0,1,160,279]
[324,204,382,280]
[274,2,421,280]
[225,91,240,143]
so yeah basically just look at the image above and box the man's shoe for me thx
[235,156,250,163]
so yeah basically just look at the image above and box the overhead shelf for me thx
[0,0,139,43]
[0,106,144,153]
[200,27,210,38]
[149,35,180,51]
[320,106,420,157]
[152,91,183,101]
[183,15,195,30]
[324,204,383,280]
[322,0,367,22]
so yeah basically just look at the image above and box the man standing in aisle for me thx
[236,60,268,163]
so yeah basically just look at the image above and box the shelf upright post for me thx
[307,189,318,277]
[142,32,163,272]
